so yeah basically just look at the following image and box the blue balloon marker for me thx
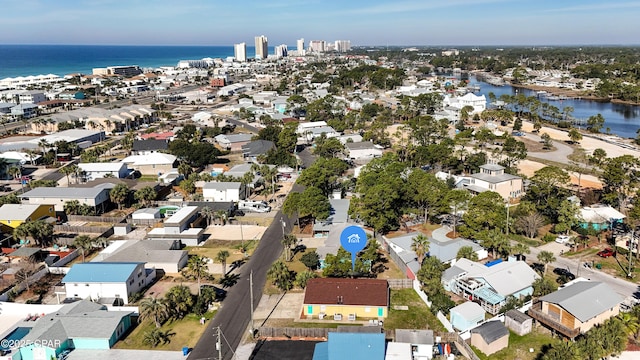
[340,225,368,271]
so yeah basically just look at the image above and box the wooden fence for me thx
[67,215,126,224]
[54,225,113,234]
[386,278,413,289]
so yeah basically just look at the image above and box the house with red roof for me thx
[302,278,389,320]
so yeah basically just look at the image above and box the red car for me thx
[597,248,615,258]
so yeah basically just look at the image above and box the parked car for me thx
[597,248,615,258]
[555,235,571,244]
[553,267,576,280]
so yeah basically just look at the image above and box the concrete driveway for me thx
[537,241,571,256]
[254,293,304,324]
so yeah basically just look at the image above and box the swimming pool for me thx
[1,327,30,350]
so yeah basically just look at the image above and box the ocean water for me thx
[0,45,257,79]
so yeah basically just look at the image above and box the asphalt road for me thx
[226,118,260,134]
[527,243,640,300]
[188,209,294,360]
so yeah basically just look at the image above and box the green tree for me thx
[568,128,583,144]
[164,285,194,319]
[281,234,298,262]
[73,235,94,262]
[532,277,557,297]
[134,186,157,207]
[537,250,556,274]
[407,170,447,224]
[183,255,210,295]
[139,297,169,328]
[541,132,553,150]
[540,340,582,360]
[300,251,320,270]
[267,260,294,291]
[215,250,230,275]
[109,183,130,210]
[600,155,640,211]
[587,113,605,133]
[446,190,470,237]
[461,191,506,236]
[143,328,170,347]
[13,220,55,247]
[411,234,430,265]
[554,199,580,234]
[295,271,318,289]
[456,246,479,261]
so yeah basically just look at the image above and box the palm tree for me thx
[214,210,228,226]
[619,312,639,339]
[60,164,78,185]
[216,250,230,275]
[540,340,582,360]
[143,328,170,347]
[411,234,430,264]
[109,184,130,210]
[184,255,209,295]
[456,245,478,261]
[139,297,169,328]
[267,260,294,291]
[537,250,556,275]
[164,285,193,319]
[73,235,94,262]
[38,139,50,157]
[200,206,215,227]
[178,162,192,178]
[513,243,530,261]
[281,234,298,262]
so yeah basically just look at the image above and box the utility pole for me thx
[249,270,254,336]
[629,228,635,278]
[216,326,222,360]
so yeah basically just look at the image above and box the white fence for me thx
[412,279,432,307]
[437,311,455,333]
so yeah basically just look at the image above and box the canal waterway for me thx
[468,77,640,139]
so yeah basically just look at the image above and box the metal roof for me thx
[20,186,108,199]
[0,204,53,221]
[202,181,242,191]
[62,262,144,283]
[540,281,624,322]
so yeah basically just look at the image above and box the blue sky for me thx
[1,0,638,46]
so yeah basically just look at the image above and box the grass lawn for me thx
[287,248,317,274]
[186,239,258,273]
[385,289,445,332]
[471,328,554,360]
[116,311,216,351]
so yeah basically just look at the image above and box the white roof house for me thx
[79,162,129,181]
[121,153,177,166]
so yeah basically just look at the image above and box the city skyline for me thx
[0,0,639,46]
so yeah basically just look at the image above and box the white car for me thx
[555,235,571,244]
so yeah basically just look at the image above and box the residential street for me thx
[187,209,293,360]
[526,243,640,300]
